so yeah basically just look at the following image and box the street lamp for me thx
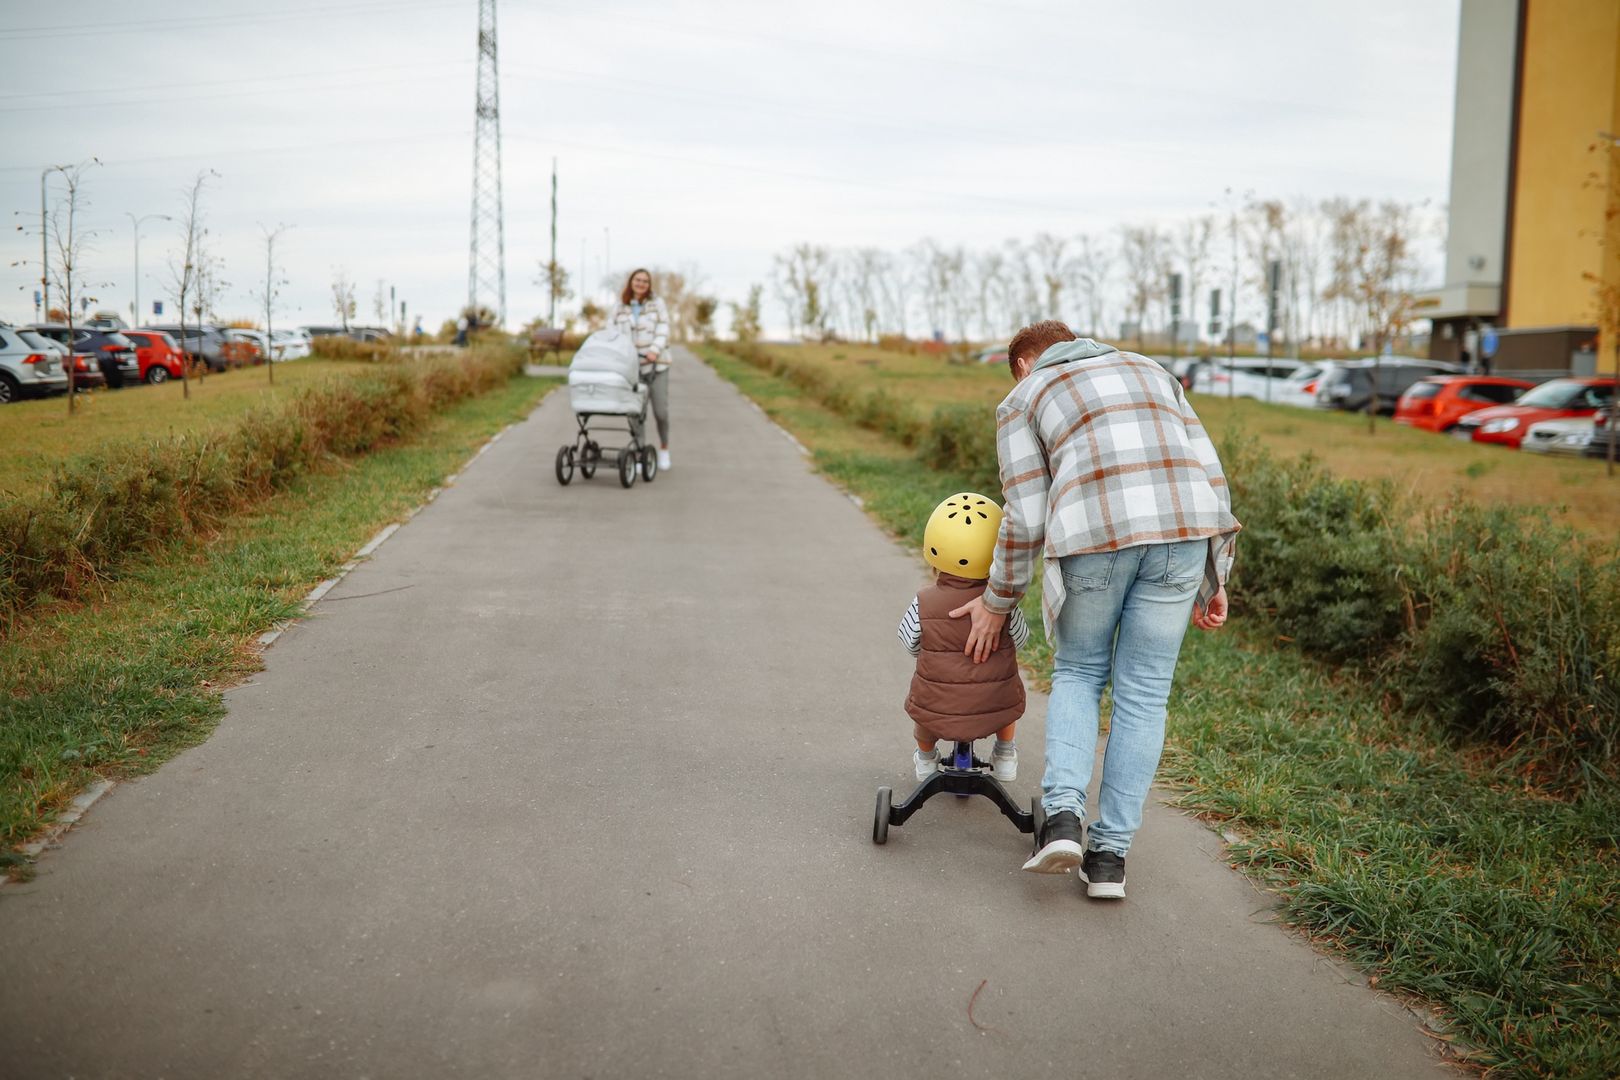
[125,211,172,328]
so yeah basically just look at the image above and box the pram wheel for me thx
[554,445,574,485]
[580,441,599,479]
[640,444,658,482]
[873,787,892,844]
[617,447,638,488]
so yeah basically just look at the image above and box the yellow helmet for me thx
[923,492,1003,579]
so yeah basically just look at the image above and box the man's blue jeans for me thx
[1042,540,1204,855]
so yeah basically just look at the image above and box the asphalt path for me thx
[0,348,1448,1079]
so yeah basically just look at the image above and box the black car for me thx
[1315,358,1462,414]
[142,323,228,372]
[25,323,140,388]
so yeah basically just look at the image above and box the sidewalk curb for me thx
[4,417,526,887]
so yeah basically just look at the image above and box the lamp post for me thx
[125,212,172,329]
[40,168,51,318]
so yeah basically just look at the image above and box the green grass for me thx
[0,359,379,496]
[701,344,1620,1078]
[749,343,1620,539]
[0,374,561,867]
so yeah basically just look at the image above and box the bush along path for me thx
[701,342,1620,1078]
[1,355,561,870]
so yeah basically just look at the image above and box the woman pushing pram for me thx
[610,268,672,473]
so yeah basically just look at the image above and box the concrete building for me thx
[1416,0,1618,376]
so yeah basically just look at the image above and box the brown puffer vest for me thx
[905,573,1025,741]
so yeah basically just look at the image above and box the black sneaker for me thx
[1022,810,1084,874]
[1080,849,1126,899]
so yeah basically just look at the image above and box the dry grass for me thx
[758,342,1620,538]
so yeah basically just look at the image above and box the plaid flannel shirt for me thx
[984,346,1240,638]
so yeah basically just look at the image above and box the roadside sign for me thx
[1481,327,1499,358]
[153,300,163,316]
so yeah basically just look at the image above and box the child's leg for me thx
[995,722,1016,743]
[916,737,938,753]
[913,725,940,780]
[992,722,1018,782]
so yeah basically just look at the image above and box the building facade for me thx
[1418,0,1618,376]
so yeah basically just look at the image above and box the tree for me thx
[536,259,571,327]
[166,169,216,397]
[44,161,100,412]
[729,284,763,343]
[692,295,719,340]
[1120,224,1167,351]
[1068,234,1114,339]
[331,268,357,331]
[251,223,291,385]
[579,299,606,332]
[1323,198,1423,430]
[1030,232,1069,319]
[773,244,833,341]
[372,279,388,328]
[1175,216,1214,352]
[1582,135,1620,475]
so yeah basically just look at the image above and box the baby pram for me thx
[554,327,658,489]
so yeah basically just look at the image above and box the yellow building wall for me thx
[1506,0,1620,371]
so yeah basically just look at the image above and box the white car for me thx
[1191,357,1306,401]
[269,328,312,361]
[1271,361,1343,408]
[0,326,68,402]
[1520,417,1595,456]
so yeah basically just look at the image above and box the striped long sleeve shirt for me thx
[983,341,1241,637]
[898,595,1029,656]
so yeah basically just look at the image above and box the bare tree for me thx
[331,268,357,331]
[1069,233,1114,338]
[971,251,1009,339]
[1324,198,1423,428]
[252,223,291,385]
[535,259,571,327]
[652,265,707,342]
[845,248,886,342]
[1120,224,1167,352]
[166,169,216,397]
[729,283,763,343]
[44,161,100,412]
[1030,232,1069,319]
[372,280,388,328]
[1583,135,1620,475]
[774,244,833,341]
[1176,216,1214,352]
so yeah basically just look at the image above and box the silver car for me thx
[0,326,69,403]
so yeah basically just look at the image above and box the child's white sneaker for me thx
[991,742,1018,782]
[914,749,940,781]
[657,448,671,471]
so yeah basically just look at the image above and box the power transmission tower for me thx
[468,0,505,327]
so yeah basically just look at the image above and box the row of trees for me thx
[766,195,1440,353]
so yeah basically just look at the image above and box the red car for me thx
[1393,376,1533,433]
[1452,377,1617,448]
[124,330,187,384]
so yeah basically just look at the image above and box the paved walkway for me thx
[0,349,1447,1078]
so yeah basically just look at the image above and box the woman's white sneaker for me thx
[657,448,671,471]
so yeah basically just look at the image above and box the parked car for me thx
[1581,405,1618,461]
[1393,376,1534,433]
[1272,361,1335,408]
[347,326,392,343]
[301,325,349,339]
[1520,417,1595,456]
[1191,357,1305,400]
[25,323,139,388]
[142,323,228,372]
[270,327,312,361]
[1169,356,1206,389]
[1453,377,1616,449]
[124,330,188,384]
[0,326,69,402]
[1314,357,1462,414]
[975,346,1008,366]
[224,328,268,365]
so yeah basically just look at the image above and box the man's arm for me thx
[1177,388,1238,622]
[984,397,1048,615]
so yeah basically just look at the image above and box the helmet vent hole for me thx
[958,559,969,566]
[930,547,937,556]
[948,512,958,519]
[976,511,988,520]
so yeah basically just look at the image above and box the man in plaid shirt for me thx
[951,321,1240,899]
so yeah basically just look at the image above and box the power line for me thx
[0,0,463,41]
[0,59,471,104]
[0,130,469,176]
[0,71,468,115]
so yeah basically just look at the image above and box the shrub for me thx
[1223,435,1620,784]
[309,335,396,362]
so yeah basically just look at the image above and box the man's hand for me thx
[948,594,1009,663]
[1192,586,1228,631]
[644,347,660,362]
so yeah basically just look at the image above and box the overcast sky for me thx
[0,0,1460,332]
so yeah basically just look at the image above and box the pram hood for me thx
[569,327,640,387]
